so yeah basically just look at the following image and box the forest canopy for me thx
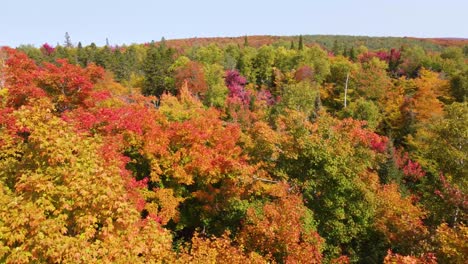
[1,35,467,263]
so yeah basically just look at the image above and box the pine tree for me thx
[290,40,295,50]
[243,35,249,47]
[142,44,176,97]
[298,35,304,50]
[64,32,73,48]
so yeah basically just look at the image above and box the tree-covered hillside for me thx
[1,35,467,263]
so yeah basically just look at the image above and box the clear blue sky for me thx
[1,0,467,47]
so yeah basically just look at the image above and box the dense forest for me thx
[0,34,467,263]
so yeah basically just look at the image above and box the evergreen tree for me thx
[290,40,295,50]
[75,41,84,65]
[94,46,112,68]
[142,43,175,97]
[160,36,167,47]
[243,35,249,47]
[298,35,304,50]
[110,48,131,82]
[85,43,98,64]
[64,32,73,48]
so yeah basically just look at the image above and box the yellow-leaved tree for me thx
[0,98,174,263]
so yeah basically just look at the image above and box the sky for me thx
[1,0,467,47]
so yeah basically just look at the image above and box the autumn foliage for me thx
[1,36,466,263]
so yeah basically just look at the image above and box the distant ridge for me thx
[155,35,468,51]
[417,37,468,47]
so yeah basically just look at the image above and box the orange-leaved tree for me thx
[410,68,449,123]
[238,184,324,263]
[375,184,429,255]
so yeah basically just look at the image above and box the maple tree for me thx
[225,69,249,103]
[36,59,104,112]
[147,90,257,236]
[3,48,104,112]
[238,185,324,263]
[374,184,428,255]
[40,43,55,56]
[3,48,45,108]
[174,60,208,96]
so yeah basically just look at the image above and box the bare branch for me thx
[253,175,280,183]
